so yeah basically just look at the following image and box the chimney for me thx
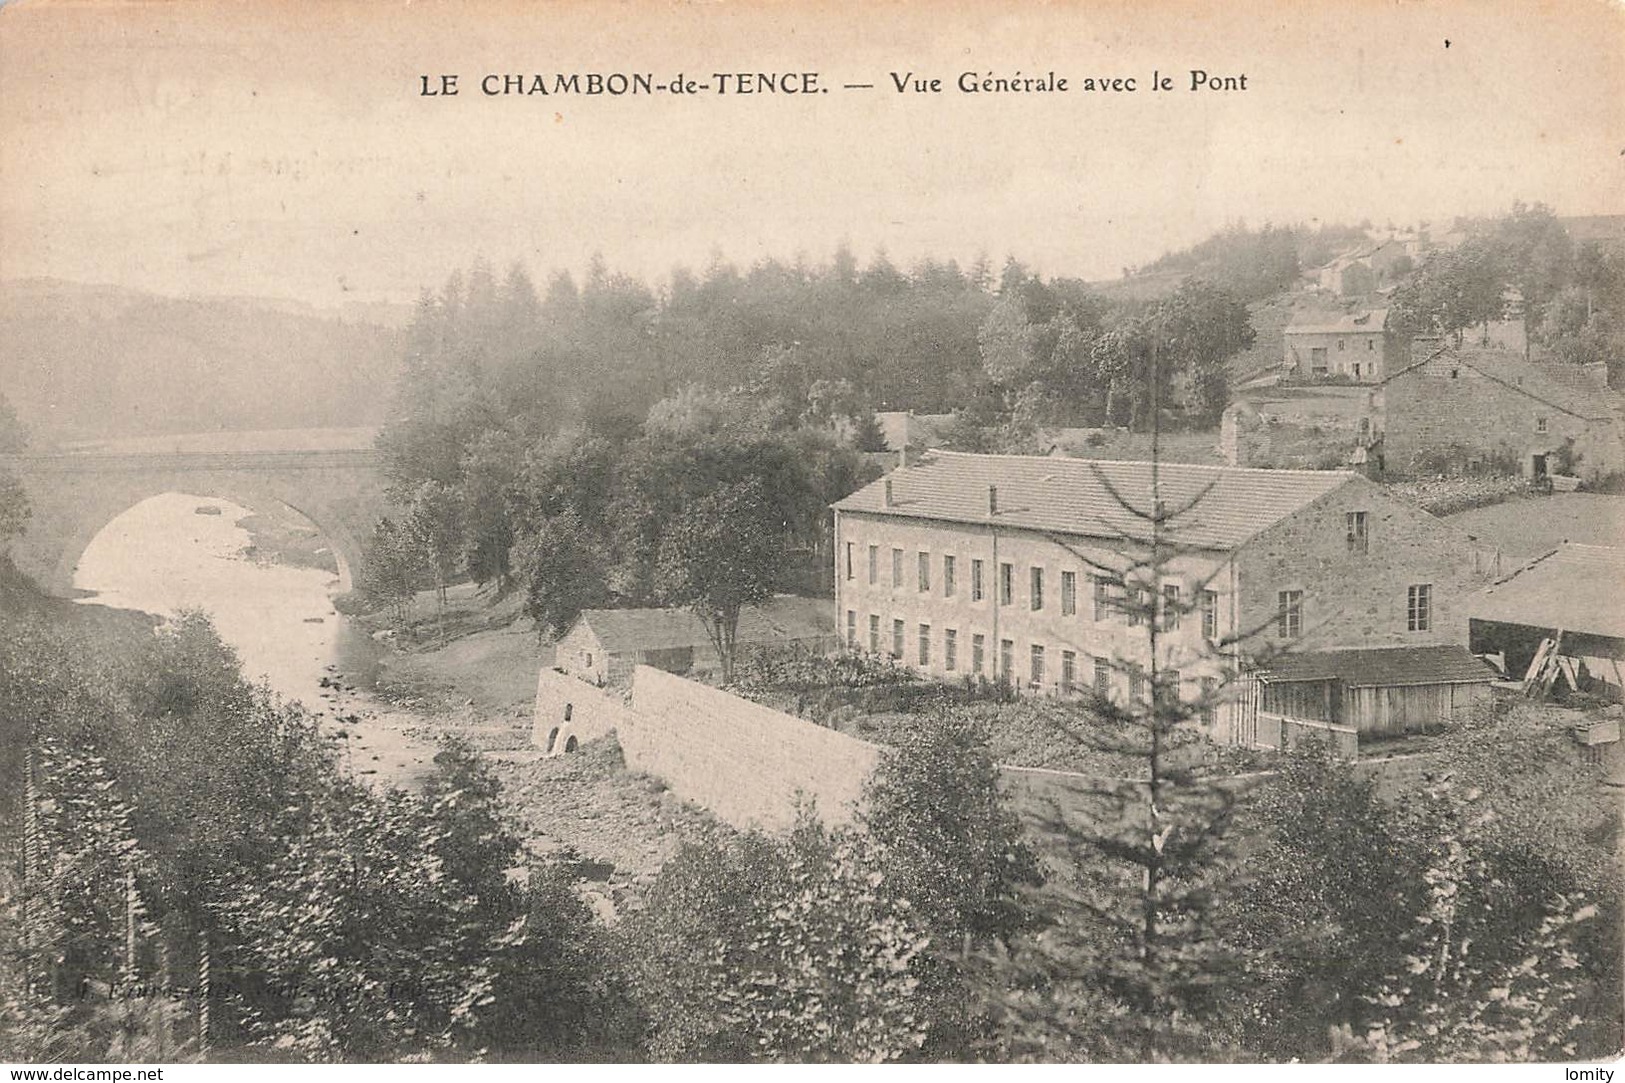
[883,479,894,508]
[988,484,998,516]
[899,442,909,471]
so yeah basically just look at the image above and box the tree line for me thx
[1390,203,1625,382]
[360,252,1260,641]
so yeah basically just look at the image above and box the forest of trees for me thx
[361,251,1259,644]
[1390,204,1625,383]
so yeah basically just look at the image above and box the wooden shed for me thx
[1254,644,1495,738]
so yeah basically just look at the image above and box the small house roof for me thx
[1467,544,1625,641]
[1284,309,1389,335]
[1256,644,1496,688]
[832,450,1357,551]
[573,595,834,656]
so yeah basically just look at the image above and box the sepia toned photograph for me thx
[1,0,1623,1070]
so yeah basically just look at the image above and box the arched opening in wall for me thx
[564,703,573,721]
[546,727,560,753]
[564,736,579,753]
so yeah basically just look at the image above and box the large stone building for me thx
[832,451,1500,739]
[1370,343,1624,480]
[1282,309,1401,383]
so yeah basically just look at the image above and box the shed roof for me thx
[1284,309,1389,335]
[1466,544,1625,641]
[573,595,834,656]
[832,450,1357,551]
[1256,644,1496,688]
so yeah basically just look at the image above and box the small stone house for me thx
[555,595,837,689]
[1370,343,1624,480]
[1283,309,1401,383]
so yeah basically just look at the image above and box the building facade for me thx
[1283,309,1401,383]
[832,451,1498,736]
[1372,344,1625,480]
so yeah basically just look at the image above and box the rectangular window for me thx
[846,609,856,647]
[1061,650,1077,693]
[943,555,956,598]
[1367,338,1375,351]
[971,633,986,675]
[999,562,1014,606]
[1030,644,1046,687]
[1277,590,1303,639]
[1347,511,1369,554]
[1163,584,1181,631]
[868,614,880,653]
[1093,575,1112,621]
[845,542,854,580]
[1407,584,1432,632]
[1127,663,1144,703]
[1163,668,1182,709]
[918,552,931,593]
[1201,590,1219,641]
[971,559,985,602]
[892,618,905,659]
[1030,567,1044,611]
[999,638,1014,679]
[1061,571,1077,616]
[945,629,958,671]
[1536,416,1549,434]
[1093,657,1111,698]
[918,623,931,666]
[1127,585,1150,627]
[868,544,879,585]
[1200,676,1217,727]
[891,548,903,588]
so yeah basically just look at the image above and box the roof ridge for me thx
[923,449,1357,479]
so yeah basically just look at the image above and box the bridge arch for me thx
[4,445,388,598]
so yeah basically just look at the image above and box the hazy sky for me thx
[2,0,1622,307]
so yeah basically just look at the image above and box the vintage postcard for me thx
[2,0,1622,1073]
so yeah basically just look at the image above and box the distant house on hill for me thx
[1467,543,1625,700]
[1369,342,1624,480]
[556,596,837,688]
[1283,308,1400,383]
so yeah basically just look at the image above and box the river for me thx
[72,491,378,712]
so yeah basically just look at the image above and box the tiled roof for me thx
[832,450,1357,550]
[1467,544,1625,640]
[577,595,834,655]
[1257,644,1496,688]
[1285,309,1389,335]
[1383,346,1617,421]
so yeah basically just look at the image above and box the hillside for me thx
[0,278,407,443]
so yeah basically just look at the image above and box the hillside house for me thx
[555,596,836,689]
[1370,343,1624,480]
[832,451,1500,743]
[1283,309,1401,383]
[1467,543,1625,701]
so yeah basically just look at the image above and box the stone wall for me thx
[620,666,883,831]
[1383,355,1623,480]
[532,668,632,756]
[1236,476,1497,653]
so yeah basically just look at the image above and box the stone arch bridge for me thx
[2,433,391,596]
